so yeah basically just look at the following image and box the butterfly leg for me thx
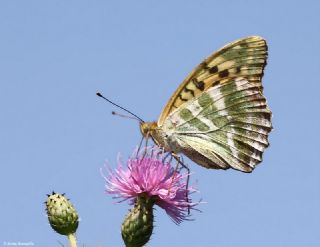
[142,133,151,158]
[161,151,172,163]
[136,135,145,158]
[136,133,150,159]
[171,153,191,214]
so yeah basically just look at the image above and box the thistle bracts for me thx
[121,195,154,247]
[45,192,79,247]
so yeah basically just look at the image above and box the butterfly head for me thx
[139,121,158,138]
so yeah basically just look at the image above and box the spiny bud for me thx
[45,192,79,236]
[121,195,154,247]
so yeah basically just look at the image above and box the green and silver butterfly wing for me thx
[153,36,271,172]
[160,77,271,172]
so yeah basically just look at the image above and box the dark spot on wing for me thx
[197,81,205,91]
[211,81,220,87]
[184,86,195,97]
[240,42,248,48]
[201,62,209,70]
[179,94,188,101]
[236,66,241,73]
[219,69,229,78]
[209,65,218,74]
[192,78,205,91]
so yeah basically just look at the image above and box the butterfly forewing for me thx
[162,77,272,172]
[158,36,267,126]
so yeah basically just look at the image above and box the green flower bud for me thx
[45,192,79,236]
[121,195,154,247]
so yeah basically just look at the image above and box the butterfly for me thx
[139,36,272,173]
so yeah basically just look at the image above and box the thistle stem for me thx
[67,233,77,247]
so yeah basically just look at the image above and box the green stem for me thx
[67,233,77,247]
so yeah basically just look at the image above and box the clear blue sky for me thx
[1,1,319,246]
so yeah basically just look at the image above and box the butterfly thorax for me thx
[140,121,181,153]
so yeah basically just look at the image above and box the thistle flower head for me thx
[102,147,198,224]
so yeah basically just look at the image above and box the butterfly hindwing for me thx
[158,36,267,126]
[162,77,272,172]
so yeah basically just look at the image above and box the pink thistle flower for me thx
[102,147,199,224]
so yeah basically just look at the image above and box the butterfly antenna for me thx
[96,92,145,123]
[112,111,139,120]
